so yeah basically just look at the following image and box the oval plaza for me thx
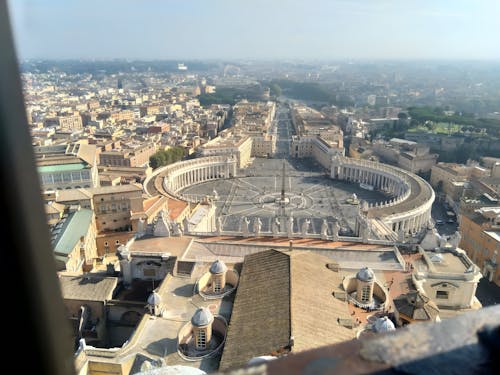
[146,153,434,238]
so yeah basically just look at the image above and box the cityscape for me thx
[4,1,500,375]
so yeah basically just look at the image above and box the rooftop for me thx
[56,188,93,202]
[222,305,500,375]
[38,162,87,173]
[87,183,142,195]
[59,275,118,302]
[418,248,471,274]
[484,230,500,242]
[219,250,355,371]
[129,236,193,258]
[45,201,65,215]
[51,209,93,255]
[393,291,440,321]
[167,198,189,221]
[183,237,404,271]
[83,264,229,373]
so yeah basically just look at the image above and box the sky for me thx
[7,0,500,60]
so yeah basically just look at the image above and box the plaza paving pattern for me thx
[181,157,391,234]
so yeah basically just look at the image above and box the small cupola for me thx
[209,260,228,293]
[191,307,214,350]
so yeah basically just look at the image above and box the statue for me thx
[321,219,329,240]
[439,235,448,248]
[301,218,311,236]
[137,217,146,237]
[216,216,223,235]
[172,222,183,236]
[240,217,250,237]
[213,189,219,200]
[253,217,263,235]
[332,221,340,241]
[183,217,190,233]
[287,216,294,238]
[448,231,462,249]
[361,220,370,243]
[272,217,280,237]
[361,200,369,212]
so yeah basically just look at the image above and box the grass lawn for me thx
[433,122,463,134]
[407,122,464,134]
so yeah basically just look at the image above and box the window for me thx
[436,290,449,299]
[196,329,206,349]
[361,285,371,303]
[214,279,222,293]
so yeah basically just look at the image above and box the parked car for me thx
[436,219,445,225]
[447,218,456,224]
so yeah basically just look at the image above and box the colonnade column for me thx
[415,215,421,231]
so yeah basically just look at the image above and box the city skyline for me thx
[8,0,500,61]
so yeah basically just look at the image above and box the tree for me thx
[149,146,186,169]
[149,154,163,169]
[269,83,281,97]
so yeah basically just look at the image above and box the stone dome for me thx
[191,307,214,327]
[373,316,396,333]
[356,267,375,282]
[147,291,162,306]
[209,260,228,274]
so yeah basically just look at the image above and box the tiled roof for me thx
[220,250,290,371]
[220,250,355,371]
[394,291,439,321]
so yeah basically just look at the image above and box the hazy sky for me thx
[7,0,500,60]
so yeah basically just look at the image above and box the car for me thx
[435,219,445,225]
[447,218,456,224]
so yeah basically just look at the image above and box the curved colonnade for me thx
[331,156,435,234]
[145,154,434,236]
[144,156,238,202]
